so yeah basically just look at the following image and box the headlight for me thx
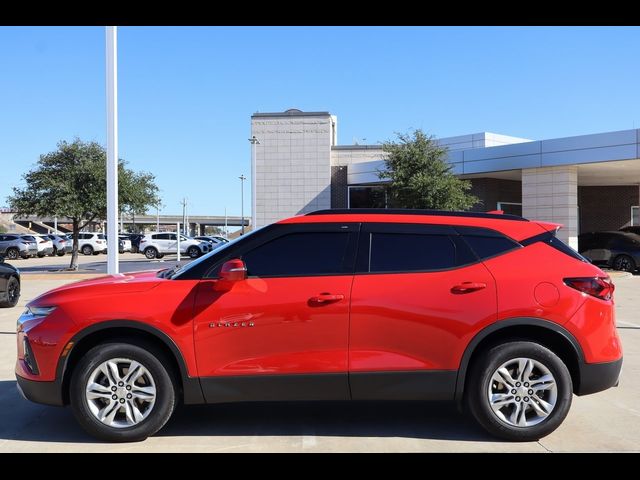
[17,306,57,331]
[23,306,57,317]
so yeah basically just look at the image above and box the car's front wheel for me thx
[466,341,572,442]
[70,342,176,442]
[0,276,20,308]
[187,246,200,258]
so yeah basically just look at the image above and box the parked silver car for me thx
[0,234,37,259]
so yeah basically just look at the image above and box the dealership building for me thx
[251,109,640,248]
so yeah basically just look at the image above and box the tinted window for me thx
[369,233,456,272]
[463,235,520,260]
[242,232,351,277]
[610,235,640,249]
[153,233,171,240]
[21,236,36,241]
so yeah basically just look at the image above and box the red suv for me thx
[16,209,622,442]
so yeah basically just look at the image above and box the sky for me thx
[1,26,639,217]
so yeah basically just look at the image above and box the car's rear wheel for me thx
[82,245,93,256]
[466,341,572,442]
[187,246,200,258]
[6,248,19,260]
[0,277,20,308]
[57,248,66,257]
[70,342,176,442]
[613,254,636,273]
[144,247,158,259]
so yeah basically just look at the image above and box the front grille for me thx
[23,337,39,375]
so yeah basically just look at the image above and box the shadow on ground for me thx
[0,380,495,443]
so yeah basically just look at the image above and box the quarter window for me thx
[242,232,352,277]
[462,235,520,260]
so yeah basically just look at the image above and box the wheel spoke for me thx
[531,374,555,391]
[531,395,554,416]
[522,359,534,383]
[86,382,112,399]
[124,400,145,424]
[124,361,143,384]
[132,385,156,399]
[490,393,515,410]
[495,367,517,387]
[99,400,120,425]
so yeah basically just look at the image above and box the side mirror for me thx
[214,258,247,291]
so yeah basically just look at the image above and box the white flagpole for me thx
[106,26,119,274]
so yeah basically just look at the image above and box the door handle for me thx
[309,293,345,304]
[451,282,487,294]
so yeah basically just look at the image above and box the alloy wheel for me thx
[85,358,157,428]
[487,357,558,428]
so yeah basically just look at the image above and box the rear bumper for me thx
[16,374,64,406]
[576,357,623,396]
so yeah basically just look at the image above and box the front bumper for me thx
[16,374,64,406]
[576,357,623,396]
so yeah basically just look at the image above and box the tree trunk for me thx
[69,219,80,270]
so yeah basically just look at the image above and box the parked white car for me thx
[29,235,54,258]
[139,233,211,259]
[76,232,108,255]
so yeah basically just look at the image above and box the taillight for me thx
[564,276,615,301]
[38,240,45,244]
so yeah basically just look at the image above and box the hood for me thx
[31,269,165,303]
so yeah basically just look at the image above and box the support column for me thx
[522,166,578,250]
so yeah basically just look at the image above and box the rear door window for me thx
[369,233,457,273]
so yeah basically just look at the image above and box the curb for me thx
[21,273,104,281]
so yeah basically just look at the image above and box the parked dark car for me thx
[0,255,20,308]
[578,231,640,272]
[126,234,145,254]
[620,226,640,236]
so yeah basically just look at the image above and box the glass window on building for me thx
[349,186,387,209]
[497,202,522,216]
[632,206,639,226]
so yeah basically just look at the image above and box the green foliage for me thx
[7,138,160,269]
[378,129,479,211]
[0,225,6,234]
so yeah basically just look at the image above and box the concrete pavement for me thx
[0,272,638,452]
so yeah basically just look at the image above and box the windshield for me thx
[170,227,265,279]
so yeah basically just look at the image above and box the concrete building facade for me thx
[252,110,640,248]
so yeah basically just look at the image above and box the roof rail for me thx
[305,208,529,222]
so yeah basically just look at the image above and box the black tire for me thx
[69,342,177,442]
[57,249,66,257]
[0,276,20,308]
[465,341,572,442]
[156,253,164,259]
[81,245,93,256]
[144,247,158,259]
[6,248,19,260]
[613,254,636,273]
[37,253,45,258]
[49,247,57,257]
[187,246,200,258]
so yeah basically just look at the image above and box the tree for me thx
[8,139,160,270]
[378,129,479,210]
